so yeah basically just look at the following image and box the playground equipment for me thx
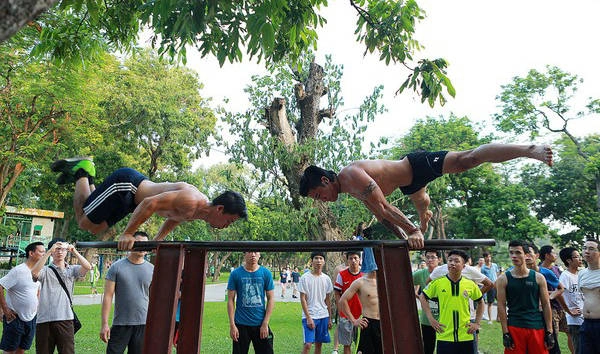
[79,239,495,354]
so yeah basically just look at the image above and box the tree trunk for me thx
[212,251,232,282]
[0,0,57,42]
[264,61,345,242]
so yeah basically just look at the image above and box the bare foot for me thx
[420,210,433,233]
[531,145,553,167]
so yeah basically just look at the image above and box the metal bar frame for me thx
[79,239,495,354]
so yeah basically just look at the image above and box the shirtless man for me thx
[339,271,381,354]
[51,157,247,250]
[579,239,600,354]
[300,143,553,249]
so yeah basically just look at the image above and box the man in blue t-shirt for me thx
[227,252,275,354]
[481,251,499,323]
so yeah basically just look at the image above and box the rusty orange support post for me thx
[374,245,423,354]
[143,244,185,354]
[177,248,208,353]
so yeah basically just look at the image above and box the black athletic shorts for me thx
[83,168,148,226]
[358,318,382,354]
[399,151,448,195]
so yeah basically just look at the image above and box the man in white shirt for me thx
[299,252,333,354]
[558,247,584,354]
[0,242,45,353]
[579,239,600,354]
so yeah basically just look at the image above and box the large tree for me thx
[222,54,382,240]
[494,65,600,227]
[0,29,106,210]
[100,50,216,179]
[519,136,600,244]
[2,0,454,107]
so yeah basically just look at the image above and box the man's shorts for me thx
[580,318,600,354]
[549,307,568,335]
[506,325,547,354]
[83,168,148,226]
[337,317,357,346]
[358,318,382,354]
[399,151,448,195]
[302,317,330,344]
[0,315,36,351]
[485,288,497,304]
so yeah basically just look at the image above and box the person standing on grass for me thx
[497,240,554,354]
[412,250,441,354]
[0,242,45,354]
[339,269,382,354]
[227,251,275,354]
[420,250,484,354]
[299,252,333,354]
[32,238,92,354]
[481,251,500,323]
[558,247,584,354]
[579,238,600,354]
[100,231,154,354]
[333,251,363,354]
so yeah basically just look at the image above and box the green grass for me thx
[29,302,572,353]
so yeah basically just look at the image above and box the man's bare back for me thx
[338,160,412,198]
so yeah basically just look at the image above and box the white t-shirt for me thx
[429,264,488,284]
[0,263,41,321]
[578,268,600,290]
[559,270,584,325]
[298,272,333,320]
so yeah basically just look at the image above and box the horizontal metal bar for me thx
[76,239,495,252]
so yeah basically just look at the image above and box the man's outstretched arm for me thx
[118,191,180,249]
[341,166,424,248]
[360,182,424,248]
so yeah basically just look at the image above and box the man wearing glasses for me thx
[579,239,600,354]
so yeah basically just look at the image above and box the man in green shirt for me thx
[419,250,483,354]
[413,250,441,354]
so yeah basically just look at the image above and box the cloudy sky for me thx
[183,0,600,166]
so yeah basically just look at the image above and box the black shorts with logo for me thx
[399,151,448,195]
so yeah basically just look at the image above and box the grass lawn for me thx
[31,302,571,353]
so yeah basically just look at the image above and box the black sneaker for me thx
[55,172,75,185]
[51,157,95,177]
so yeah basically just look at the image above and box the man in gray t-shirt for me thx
[100,232,154,354]
[32,238,92,354]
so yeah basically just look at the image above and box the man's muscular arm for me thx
[118,191,181,250]
[155,219,181,241]
[357,179,424,249]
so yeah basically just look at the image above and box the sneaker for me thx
[55,172,75,185]
[332,351,339,354]
[487,320,493,325]
[51,157,95,177]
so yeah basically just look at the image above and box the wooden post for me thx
[375,245,423,354]
[143,244,184,354]
[177,248,208,353]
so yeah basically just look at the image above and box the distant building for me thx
[1,206,64,266]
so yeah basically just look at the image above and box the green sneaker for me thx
[71,159,96,177]
[51,157,93,173]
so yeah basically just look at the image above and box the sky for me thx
[182,0,600,167]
